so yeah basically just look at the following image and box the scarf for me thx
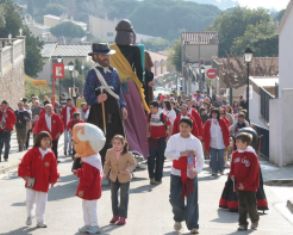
[110,43,150,113]
[173,156,194,197]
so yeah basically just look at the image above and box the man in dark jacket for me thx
[15,101,31,152]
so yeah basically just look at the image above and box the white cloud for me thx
[237,0,290,10]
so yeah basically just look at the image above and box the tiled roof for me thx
[42,44,91,58]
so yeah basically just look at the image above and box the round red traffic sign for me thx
[206,68,218,79]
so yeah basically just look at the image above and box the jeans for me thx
[0,131,11,160]
[210,148,225,174]
[63,130,70,155]
[148,138,166,181]
[111,180,130,218]
[238,191,259,226]
[25,129,31,150]
[169,175,199,230]
[52,139,59,159]
[16,127,27,152]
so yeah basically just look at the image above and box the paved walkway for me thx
[0,151,293,235]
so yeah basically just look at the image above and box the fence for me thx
[253,124,270,160]
[260,87,274,123]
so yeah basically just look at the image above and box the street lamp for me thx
[68,61,76,105]
[56,55,63,63]
[244,48,253,120]
[8,33,12,45]
[199,66,205,93]
[56,56,63,104]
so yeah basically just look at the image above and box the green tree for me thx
[24,29,44,77]
[211,7,276,56]
[231,20,277,56]
[50,21,85,38]
[142,38,170,51]
[0,1,44,77]
[168,39,182,72]
[44,3,66,16]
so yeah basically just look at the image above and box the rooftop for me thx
[42,43,91,58]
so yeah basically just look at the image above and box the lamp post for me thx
[199,66,205,93]
[244,48,253,120]
[56,56,63,104]
[68,61,76,105]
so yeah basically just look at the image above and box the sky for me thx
[237,0,290,10]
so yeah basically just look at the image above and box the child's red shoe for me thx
[116,217,126,225]
[110,216,119,224]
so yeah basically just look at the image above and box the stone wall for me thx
[0,38,25,109]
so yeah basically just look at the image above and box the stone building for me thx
[0,37,25,108]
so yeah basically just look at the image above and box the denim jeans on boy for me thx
[111,180,130,218]
[210,148,225,174]
[0,131,11,161]
[169,174,199,230]
[148,137,166,182]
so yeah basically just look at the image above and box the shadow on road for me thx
[129,184,153,194]
[11,202,25,207]
[1,226,39,235]
[210,209,238,224]
[48,181,76,201]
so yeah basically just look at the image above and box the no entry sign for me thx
[206,68,218,79]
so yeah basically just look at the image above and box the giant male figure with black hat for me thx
[84,43,127,163]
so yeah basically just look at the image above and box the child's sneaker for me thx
[26,217,32,226]
[237,225,248,231]
[79,225,90,233]
[174,222,182,232]
[116,217,126,225]
[110,216,119,224]
[36,222,47,228]
[86,226,101,234]
[190,228,199,234]
[250,222,258,230]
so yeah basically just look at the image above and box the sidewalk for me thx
[0,133,64,174]
[260,159,293,216]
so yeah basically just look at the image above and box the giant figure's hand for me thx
[121,107,128,120]
[97,94,108,103]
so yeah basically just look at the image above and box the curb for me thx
[287,199,293,214]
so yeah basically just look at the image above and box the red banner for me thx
[53,63,65,79]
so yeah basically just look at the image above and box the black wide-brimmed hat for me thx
[88,43,116,56]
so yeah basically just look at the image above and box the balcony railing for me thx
[260,87,274,123]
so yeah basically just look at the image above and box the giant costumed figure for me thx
[84,43,127,163]
[110,19,149,157]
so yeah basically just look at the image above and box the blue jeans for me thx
[210,148,225,174]
[169,175,199,230]
[148,138,166,181]
[0,131,11,160]
[111,180,130,218]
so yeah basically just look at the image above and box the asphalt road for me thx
[0,154,293,235]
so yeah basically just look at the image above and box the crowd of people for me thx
[0,96,89,162]
[11,18,268,234]
[11,90,268,234]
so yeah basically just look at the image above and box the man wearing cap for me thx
[84,43,127,163]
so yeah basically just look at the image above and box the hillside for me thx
[185,0,237,9]
[17,0,222,40]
